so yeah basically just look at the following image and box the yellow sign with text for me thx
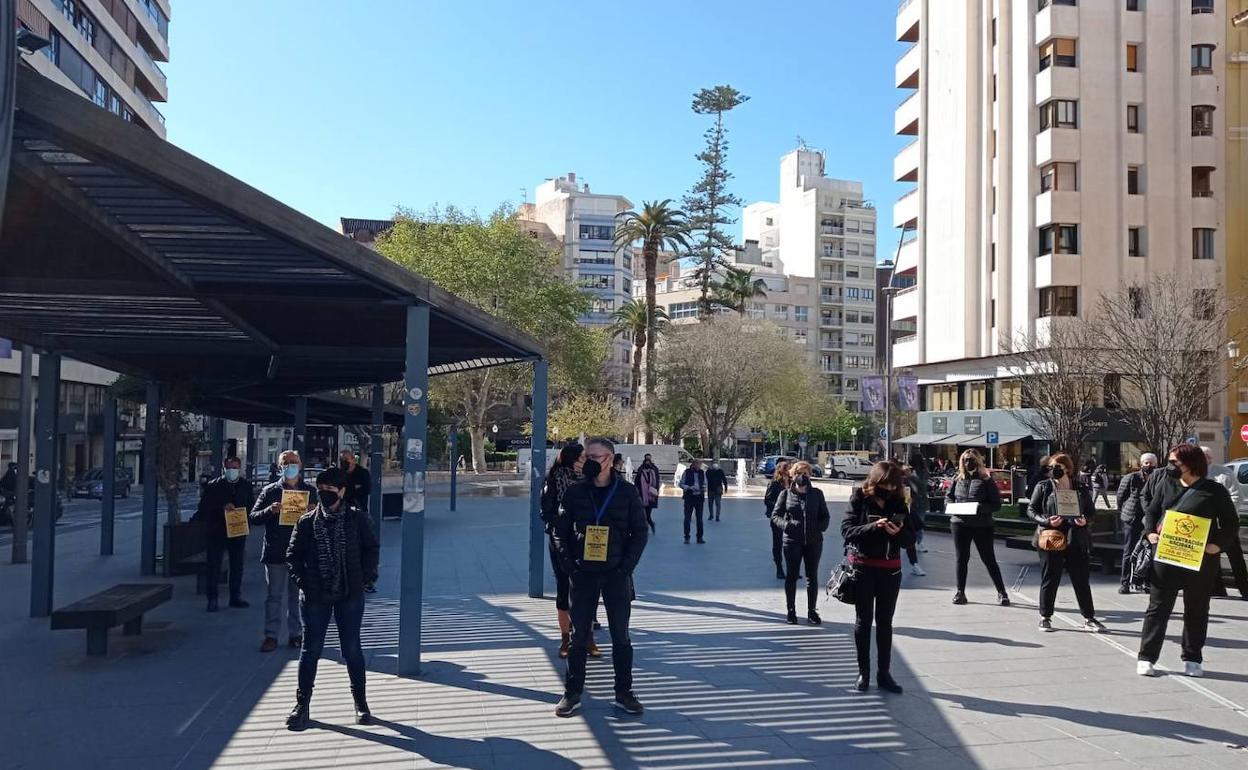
[1155,510,1211,572]
[224,505,249,539]
[583,525,610,562]
[279,489,310,527]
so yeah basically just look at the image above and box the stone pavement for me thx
[1,486,1247,769]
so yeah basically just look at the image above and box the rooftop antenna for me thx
[796,135,808,151]
[520,187,528,204]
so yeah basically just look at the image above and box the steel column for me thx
[528,359,548,599]
[449,426,458,512]
[293,397,307,456]
[30,352,59,617]
[11,345,32,564]
[100,393,116,555]
[370,384,384,539]
[209,418,225,476]
[141,382,159,576]
[398,305,429,676]
[245,423,257,475]
[1,0,15,229]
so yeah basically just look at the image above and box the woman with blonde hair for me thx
[946,449,1009,606]
[763,461,792,579]
[771,461,831,624]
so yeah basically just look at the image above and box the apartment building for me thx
[893,0,1229,468]
[742,148,879,409]
[16,0,170,137]
[1226,3,1248,459]
[518,174,635,406]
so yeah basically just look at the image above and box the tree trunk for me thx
[469,426,488,473]
[644,239,659,444]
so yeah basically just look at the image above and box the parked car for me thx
[755,455,823,478]
[825,455,872,480]
[1220,459,1248,516]
[71,468,132,499]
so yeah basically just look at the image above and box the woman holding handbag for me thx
[633,454,661,535]
[1029,453,1106,633]
[771,461,831,625]
[842,461,915,694]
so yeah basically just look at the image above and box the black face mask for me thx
[963,459,978,473]
[794,474,810,487]
[339,461,350,470]
[1141,465,1155,476]
[1165,463,1182,479]
[320,489,341,508]
[1050,465,1065,480]
[582,460,603,480]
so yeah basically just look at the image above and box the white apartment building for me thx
[892,0,1227,468]
[519,174,635,405]
[743,149,879,408]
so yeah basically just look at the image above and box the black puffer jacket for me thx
[945,476,1002,527]
[842,487,916,562]
[249,479,319,564]
[191,475,256,543]
[553,474,648,574]
[763,480,786,520]
[1029,478,1095,552]
[770,485,831,545]
[1115,469,1150,526]
[286,504,379,604]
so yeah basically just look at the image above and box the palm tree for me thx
[714,266,767,316]
[614,200,690,414]
[609,300,669,411]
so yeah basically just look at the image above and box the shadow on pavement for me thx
[321,718,580,769]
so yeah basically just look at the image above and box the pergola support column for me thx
[100,393,117,556]
[11,345,33,564]
[245,423,257,476]
[528,359,548,599]
[141,382,159,576]
[209,418,225,476]
[398,304,429,676]
[293,397,307,456]
[449,426,458,512]
[30,352,60,618]
[369,384,384,539]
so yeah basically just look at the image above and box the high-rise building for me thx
[893,0,1228,467]
[15,0,170,137]
[1225,3,1248,464]
[744,148,879,409]
[519,174,635,406]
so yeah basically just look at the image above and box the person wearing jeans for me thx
[771,461,831,626]
[191,457,255,612]
[250,450,318,652]
[946,450,1009,606]
[285,468,379,730]
[705,461,728,522]
[1029,454,1105,633]
[679,460,708,544]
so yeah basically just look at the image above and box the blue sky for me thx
[164,1,906,258]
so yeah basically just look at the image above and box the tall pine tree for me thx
[683,85,750,319]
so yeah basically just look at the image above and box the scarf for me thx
[312,504,348,599]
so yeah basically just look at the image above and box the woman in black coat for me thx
[843,461,916,693]
[539,444,599,660]
[1029,452,1104,633]
[771,461,831,625]
[763,461,792,580]
[946,450,1009,606]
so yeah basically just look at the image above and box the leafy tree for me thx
[110,376,203,523]
[643,392,695,445]
[546,394,621,441]
[714,266,768,315]
[609,299,669,412]
[376,206,604,471]
[614,200,690,418]
[683,85,750,319]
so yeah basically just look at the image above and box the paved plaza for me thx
[2,484,1247,769]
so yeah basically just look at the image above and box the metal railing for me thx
[136,43,167,89]
[898,0,916,12]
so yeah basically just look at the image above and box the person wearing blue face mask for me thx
[250,450,318,652]
[191,456,256,612]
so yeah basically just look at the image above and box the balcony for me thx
[1192,73,1220,109]
[897,0,920,43]
[1035,1,1079,46]
[1035,66,1079,106]
[1034,190,1079,226]
[896,236,919,274]
[1035,128,1079,166]
[139,93,166,127]
[135,42,168,98]
[821,336,844,351]
[820,271,844,282]
[896,43,920,89]
[895,91,920,136]
[821,292,844,306]
[822,249,845,260]
[893,335,921,368]
[1035,252,1081,289]
[892,284,919,321]
[894,188,919,229]
[820,315,843,328]
[1192,6,1220,43]
[1192,195,1219,229]
[820,225,845,236]
[894,139,919,182]
[1192,133,1218,168]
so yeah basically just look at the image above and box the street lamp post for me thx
[883,285,898,462]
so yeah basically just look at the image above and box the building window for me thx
[991,243,996,271]
[1129,287,1146,318]
[861,333,875,346]
[668,301,698,319]
[846,265,860,278]
[844,287,859,300]
[578,224,613,241]
[1039,286,1078,317]
[1040,99,1078,130]
[845,311,859,323]
[968,381,988,410]
[931,384,960,412]
[577,273,615,290]
[1192,105,1215,136]
[1192,45,1215,75]
[846,220,860,232]
[1127,166,1142,195]
[1039,38,1078,70]
[1038,0,1078,8]
[1040,161,1077,192]
[794,329,808,344]
[990,299,996,327]
[1193,167,1214,198]
[846,243,861,256]
[1193,228,1215,260]
[861,313,875,324]
[1193,0,1214,13]
[862,221,875,234]
[590,298,615,314]
[773,304,789,320]
[1126,0,1139,9]
[1127,104,1140,133]
[1039,224,1079,255]
[794,306,809,323]
[1128,227,1144,257]
[1126,44,1140,72]
[998,379,1023,409]
[863,289,875,301]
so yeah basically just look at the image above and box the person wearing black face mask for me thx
[946,449,1008,606]
[771,461,831,625]
[1116,452,1158,594]
[338,450,372,513]
[191,457,255,612]
[1029,453,1105,633]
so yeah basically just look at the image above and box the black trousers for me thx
[547,537,570,612]
[683,496,705,539]
[708,495,722,521]
[951,523,1006,594]
[644,506,656,534]
[1138,556,1219,664]
[854,566,902,676]
[783,538,823,612]
[1210,535,1248,598]
[1120,519,1145,586]
[1039,545,1096,619]
[770,521,784,568]
[205,536,246,602]
[565,569,634,697]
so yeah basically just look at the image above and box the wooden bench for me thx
[51,583,173,656]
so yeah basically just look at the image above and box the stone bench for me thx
[50,583,173,656]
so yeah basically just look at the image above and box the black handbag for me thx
[827,561,859,604]
[1128,538,1154,592]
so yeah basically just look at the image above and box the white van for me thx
[614,444,694,479]
[825,455,872,480]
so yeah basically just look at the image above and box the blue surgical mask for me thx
[224,468,241,482]
[283,465,300,480]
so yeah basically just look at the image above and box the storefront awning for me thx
[936,434,983,446]
[962,434,1031,447]
[894,433,954,445]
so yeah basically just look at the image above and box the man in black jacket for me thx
[191,456,256,612]
[705,461,728,522]
[339,450,372,512]
[553,437,648,718]
[1116,452,1157,594]
[250,450,318,651]
[679,460,708,544]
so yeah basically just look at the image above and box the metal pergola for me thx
[0,64,550,674]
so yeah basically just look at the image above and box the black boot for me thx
[877,672,903,694]
[854,672,869,692]
[285,690,310,731]
[352,686,372,725]
[785,609,798,625]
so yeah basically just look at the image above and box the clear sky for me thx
[163,1,906,259]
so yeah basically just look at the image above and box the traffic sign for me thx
[879,427,888,439]
[985,431,999,446]
[1240,424,1248,443]
[750,432,765,443]
[1186,436,1198,446]
[850,427,858,436]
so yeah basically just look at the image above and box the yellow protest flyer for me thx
[1155,509,1211,571]
[584,525,610,562]
[1055,490,1080,518]
[903,487,912,507]
[280,489,310,527]
[224,505,249,538]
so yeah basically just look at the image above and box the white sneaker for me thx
[1136,661,1158,677]
[910,564,926,577]
[1184,661,1204,678]
[917,545,929,553]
